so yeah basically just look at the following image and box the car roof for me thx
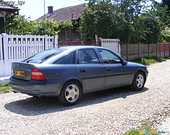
[60,45,105,51]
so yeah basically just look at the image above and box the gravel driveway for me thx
[1,60,170,135]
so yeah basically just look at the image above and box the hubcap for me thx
[65,84,80,103]
[136,74,144,88]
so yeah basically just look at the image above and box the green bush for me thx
[123,127,159,135]
[6,15,73,36]
[160,27,170,42]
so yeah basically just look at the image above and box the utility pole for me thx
[44,0,46,20]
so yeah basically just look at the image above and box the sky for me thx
[7,0,162,20]
[10,0,85,20]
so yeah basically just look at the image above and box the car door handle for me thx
[80,69,86,73]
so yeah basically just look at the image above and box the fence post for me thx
[126,43,128,60]
[156,43,158,58]
[138,43,140,59]
[148,44,150,57]
[118,39,121,54]
[2,33,8,63]
[44,35,47,50]
[157,43,160,60]
[54,35,58,48]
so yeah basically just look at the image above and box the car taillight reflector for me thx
[31,68,46,80]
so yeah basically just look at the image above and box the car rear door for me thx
[76,48,106,93]
[97,48,128,89]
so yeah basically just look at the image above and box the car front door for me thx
[77,48,106,93]
[97,48,129,89]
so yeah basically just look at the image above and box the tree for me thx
[33,20,60,36]
[0,0,25,33]
[81,0,163,43]
[6,15,74,36]
[80,1,117,40]
[162,0,170,15]
[7,16,36,34]
[162,0,170,8]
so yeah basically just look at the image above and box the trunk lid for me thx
[12,62,35,80]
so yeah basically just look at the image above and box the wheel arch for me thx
[62,78,83,92]
[136,69,147,79]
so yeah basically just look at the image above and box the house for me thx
[0,2,19,33]
[38,4,92,45]
[38,4,86,22]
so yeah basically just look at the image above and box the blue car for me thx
[10,46,148,105]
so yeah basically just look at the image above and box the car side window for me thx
[78,49,100,64]
[98,49,121,64]
[55,51,75,64]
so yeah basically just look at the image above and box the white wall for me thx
[100,39,121,54]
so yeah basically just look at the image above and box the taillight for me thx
[31,68,46,81]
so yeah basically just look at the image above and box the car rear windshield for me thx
[23,48,65,64]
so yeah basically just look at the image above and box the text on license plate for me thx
[15,70,25,77]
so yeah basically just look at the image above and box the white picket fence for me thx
[0,35,3,61]
[100,38,121,54]
[0,34,58,77]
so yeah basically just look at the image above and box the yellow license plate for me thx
[15,70,26,77]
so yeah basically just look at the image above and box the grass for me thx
[0,84,11,93]
[133,57,170,65]
[123,122,160,135]
[123,127,159,135]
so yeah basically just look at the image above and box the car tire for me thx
[33,96,39,99]
[58,81,82,105]
[131,71,146,91]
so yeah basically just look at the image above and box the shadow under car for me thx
[5,87,148,116]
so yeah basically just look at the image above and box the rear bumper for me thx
[10,77,61,96]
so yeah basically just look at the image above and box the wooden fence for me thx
[0,34,58,77]
[121,43,170,60]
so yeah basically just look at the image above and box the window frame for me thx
[53,51,76,64]
[76,48,101,64]
[96,48,122,64]
[23,48,64,64]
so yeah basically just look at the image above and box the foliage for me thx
[59,21,73,31]
[123,127,159,135]
[80,1,118,40]
[160,27,170,42]
[162,0,170,11]
[0,84,11,93]
[80,0,170,43]
[133,57,159,65]
[6,16,73,36]
[2,0,170,43]
[7,16,36,35]
[33,20,60,36]
[133,56,170,65]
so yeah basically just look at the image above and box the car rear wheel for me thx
[131,72,146,91]
[58,81,82,105]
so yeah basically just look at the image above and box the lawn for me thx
[0,84,11,93]
[123,127,159,135]
[133,57,170,65]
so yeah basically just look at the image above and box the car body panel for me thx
[10,46,148,97]
[76,64,106,93]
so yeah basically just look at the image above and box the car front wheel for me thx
[58,81,82,105]
[131,72,146,91]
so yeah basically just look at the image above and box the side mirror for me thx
[121,59,127,65]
